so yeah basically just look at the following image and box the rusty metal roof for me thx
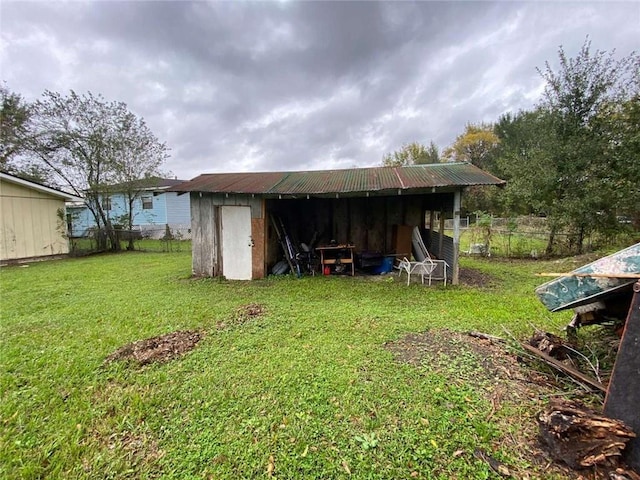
[171,163,505,196]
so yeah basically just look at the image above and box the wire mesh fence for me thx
[445,216,638,258]
[69,226,191,255]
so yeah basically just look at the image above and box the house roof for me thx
[171,163,505,197]
[104,177,186,192]
[0,171,83,201]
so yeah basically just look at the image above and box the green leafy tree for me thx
[0,85,49,182]
[28,90,167,251]
[494,109,569,250]
[591,95,640,229]
[423,141,441,164]
[108,112,169,250]
[495,40,639,254]
[381,141,440,166]
[536,40,638,253]
[0,85,30,167]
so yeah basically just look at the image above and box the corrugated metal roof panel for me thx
[171,163,505,195]
[397,163,505,188]
[173,172,285,194]
[272,168,383,194]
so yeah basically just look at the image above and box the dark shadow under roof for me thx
[171,163,505,196]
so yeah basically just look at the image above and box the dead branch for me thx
[521,343,606,393]
[468,331,505,343]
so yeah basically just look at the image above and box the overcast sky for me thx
[1,1,638,180]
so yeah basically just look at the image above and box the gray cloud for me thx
[1,1,638,179]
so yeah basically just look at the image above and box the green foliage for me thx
[592,95,640,228]
[492,40,639,254]
[0,84,49,181]
[0,251,570,478]
[381,141,440,166]
[537,40,637,127]
[0,84,30,166]
[472,211,493,255]
[25,90,168,252]
[494,109,558,217]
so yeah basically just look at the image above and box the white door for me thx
[220,206,253,280]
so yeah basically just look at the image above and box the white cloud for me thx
[1,1,638,179]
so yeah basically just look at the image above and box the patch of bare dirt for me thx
[384,329,608,479]
[385,329,537,387]
[459,267,498,288]
[104,330,202,365]
[216,303,266,330]
[235,302,266,320]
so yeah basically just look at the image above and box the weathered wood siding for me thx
[251,216,265,279]
[191,191,460,278]
[191,193,265,278]
[368,197,386,253]
[191,193,218,277]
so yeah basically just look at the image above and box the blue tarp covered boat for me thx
[535,243,640,312]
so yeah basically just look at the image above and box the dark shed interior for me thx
[265,191,456,275]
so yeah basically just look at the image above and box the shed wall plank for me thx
[251,217,265,279]
[368,197,386,253]
[191,194,218,276]
[332,199,349,244]
[385,197,403,252]
[405,199,422,227]
[349,198,367,251]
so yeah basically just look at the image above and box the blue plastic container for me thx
[372,255,395,274]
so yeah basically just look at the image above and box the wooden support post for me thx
[604,281,640,472]
[428,210,434,253]
[452,190,461,285]
[438,212,445,259]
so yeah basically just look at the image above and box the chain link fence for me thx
[69,225,191,255]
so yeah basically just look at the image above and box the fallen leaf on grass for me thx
[267,455,275,477]
[342,459,351,475]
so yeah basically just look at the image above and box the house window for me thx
[101,197,111,210]
[142,196,153,210]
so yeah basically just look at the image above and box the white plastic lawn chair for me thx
[397,257,440,286]
[395,227,449,286]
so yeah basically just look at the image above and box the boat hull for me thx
[535,243,640,312]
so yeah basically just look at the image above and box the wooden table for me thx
[316,244,355,276]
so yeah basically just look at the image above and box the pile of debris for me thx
[104,330,202,366]
[533,244,640,475]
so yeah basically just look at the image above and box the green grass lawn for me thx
[1,251,575,479]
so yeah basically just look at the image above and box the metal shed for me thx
[171,163,504,282]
